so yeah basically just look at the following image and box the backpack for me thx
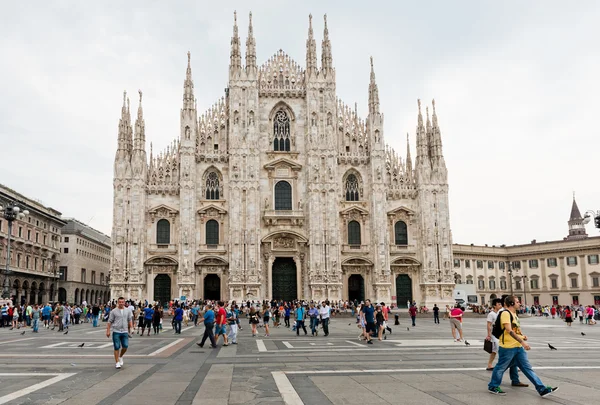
[492,309,513,340]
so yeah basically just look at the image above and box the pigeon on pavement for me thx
[548,343,557,350]
[406,327,410,331]
[465,340,471,346]
[78,343,85,348]
[581,332,586,336]
[20,331,25,335]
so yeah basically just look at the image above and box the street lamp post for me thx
[522,275,528,308]
[583,210,600,229]
[506,261,514,296]
[0,201,29,300]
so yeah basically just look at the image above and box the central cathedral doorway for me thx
[395,274,413,308]
[154,274,171,306]
[204,274,221,300]
[348,274,365,302]
[272,257,297,301]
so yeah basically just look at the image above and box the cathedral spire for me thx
[245,11,256,71]
[117,90,132,154]
[229,11,242,76]
[430,99,445,162]
[415,99,429,166]
[306,14,318,77]
[182,51,195,111]
[321,14,333,76]
[134,90,145,151]
[406,133,413,177]
[368,57,380,115]
[426,105,433,159]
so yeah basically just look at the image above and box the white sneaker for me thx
[118,357,124,366]
[115,362,121,369]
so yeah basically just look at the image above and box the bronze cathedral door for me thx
[271,258,297,301]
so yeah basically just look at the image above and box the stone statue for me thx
[264,197,270,209]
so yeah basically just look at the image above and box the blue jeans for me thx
[310,317,318,334]
[489,347,546,394]
[174,320,181,334]
[32,318,39,332]
[25,315,31,326]
[112,332,129,350]
[92,315,98,327]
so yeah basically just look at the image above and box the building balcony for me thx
[390,244,417,254]
[262,210,305,227]
[341,244,370,254]
[148,244,178,254]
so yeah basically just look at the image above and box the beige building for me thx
[110,13,455,307]
[453,198,600,307]
[58,219,111,305]
[0,184,65,304]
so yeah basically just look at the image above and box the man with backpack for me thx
[488,295,558,397]
[485,297,521,388]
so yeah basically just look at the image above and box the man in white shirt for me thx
[319,301,331,337]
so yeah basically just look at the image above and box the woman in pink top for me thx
[449,305,464,342]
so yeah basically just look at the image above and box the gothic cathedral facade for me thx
[110,13,455,307]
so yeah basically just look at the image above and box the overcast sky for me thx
[1,1,599,246]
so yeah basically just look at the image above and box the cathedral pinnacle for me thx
[230,11,242,74]
[406,133,413,177]
[321,14,333,75]
[368,57,380,115]
[182,52,195,111]
[134,89,145,151]
[245,11,256,70]
[306,14,318,77]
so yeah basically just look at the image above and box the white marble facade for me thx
[109,13,454,308]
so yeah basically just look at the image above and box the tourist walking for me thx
[361,299,376,344]
[262,304,271,337]
[214,301,229,346]
[173,304,183,334]
[449,304,464,341]
[62,303,72,334]
[308,303,319,336]
[294,302,308,336]
[408,304,417,327]
[564,307,573,326]
[227,303,238,344]
[91,304,100,327]
[152,305,162,334]
[142,304,154,336]
[284,304,291,328]
[488,296,557,397]
[196,304,217,348]
[106,297,133,369]
[31,304,41,333]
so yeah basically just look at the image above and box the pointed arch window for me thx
[273,110,291,151]
[206,172,220,200]
[206,220,219,245]
[345,174,359,201]
[157,219,170,244]
[274,181,292,210]
[394,221,408,245]
[348,221,361,246]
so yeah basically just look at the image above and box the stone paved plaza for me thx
[0,314,598,404]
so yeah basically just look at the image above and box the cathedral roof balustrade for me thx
[262,209,305,227]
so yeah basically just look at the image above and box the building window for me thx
[348,221,361,245]
[572,295,579,305]
[567,256,578,266]
[35,233,39,243]
[570,277,578,288]
[43,235,47,245]
[476,260,483,269]
[515,280,522,290]
[394,221,408,245]
[453,259,460,268]
[512,261,521,270]
[92,271,96,284]
[592,277,599,287]
[500,279,507,290]
[345,174,360,201]
[27,230,31,240]
[465,260,471,269]
[101,273,105,285]
[478,279,485,289]
[274,181,292,210]
[454,273,461,284]
[499,262,505,270]
[488,261,494,270]
[205,172,220,200]
[26,256,30,269]
[550,278,558,289]
[547,258,557,267]
[530,278,539,289]
[18,227,22,237]
[466,276,473,284]
[64,237,69,243]
[42,259,46,271]
[528,259,538,269]
[81,269,86,283]
[63,248,69,254]
[489,279,496,290]
[273,110,291,151]
[588,255,599,265]
[156,219,170,244]
[206,220,219,245]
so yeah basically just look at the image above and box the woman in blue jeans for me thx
[308,303,319,336]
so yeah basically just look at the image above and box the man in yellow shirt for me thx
[488,295,558,397]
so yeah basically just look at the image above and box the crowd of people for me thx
[1,301,108,332]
